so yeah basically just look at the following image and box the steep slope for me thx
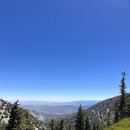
[48,96,119,129]
[0,99,47,130]
[29,109,61,123]
[104,118,130,130]
[0,99,13,124]
[86,96,119,126]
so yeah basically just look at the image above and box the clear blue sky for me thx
[0,0,130,101]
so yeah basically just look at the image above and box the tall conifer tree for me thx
[75,105,84,130]
[49,119,55,130]
[119,72,127,118]
[59,119,64,130]
[85,115,91,130]
[6,100,21,130]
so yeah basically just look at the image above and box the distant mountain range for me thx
[20,100,99,122]
[20,100,99,106]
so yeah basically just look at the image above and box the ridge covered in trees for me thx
[0,100,46,130]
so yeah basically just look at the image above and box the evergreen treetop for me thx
[119,72,127,119]
[75,105,84,130]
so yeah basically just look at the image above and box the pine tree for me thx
[49,119,55,130]
[114,101,119,123]
[119,72,127,119]
[6,100,20,130]
[6,100,33,130]
[75,105,84,130]
[59,119,64,130]
[84,115,91,130]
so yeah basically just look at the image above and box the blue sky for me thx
[0,0,130,101]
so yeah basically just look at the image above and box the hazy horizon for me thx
[4,96,111,102]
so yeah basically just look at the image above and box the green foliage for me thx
[59,119,64,130]
[49,119,54,130]
[113,72,129,125]
[75,105,84,130]
[6,100,34,130]
[84,115,91,130]
[104,118,130,130]
[6,100,20,130]
[118,72,127,119]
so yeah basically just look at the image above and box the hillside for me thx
[86,96,119,126]
[0,99,46,130]
[48,96,119,129]
[29,109,61,123]
[0,99,13,124]
[104,118,130,130]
